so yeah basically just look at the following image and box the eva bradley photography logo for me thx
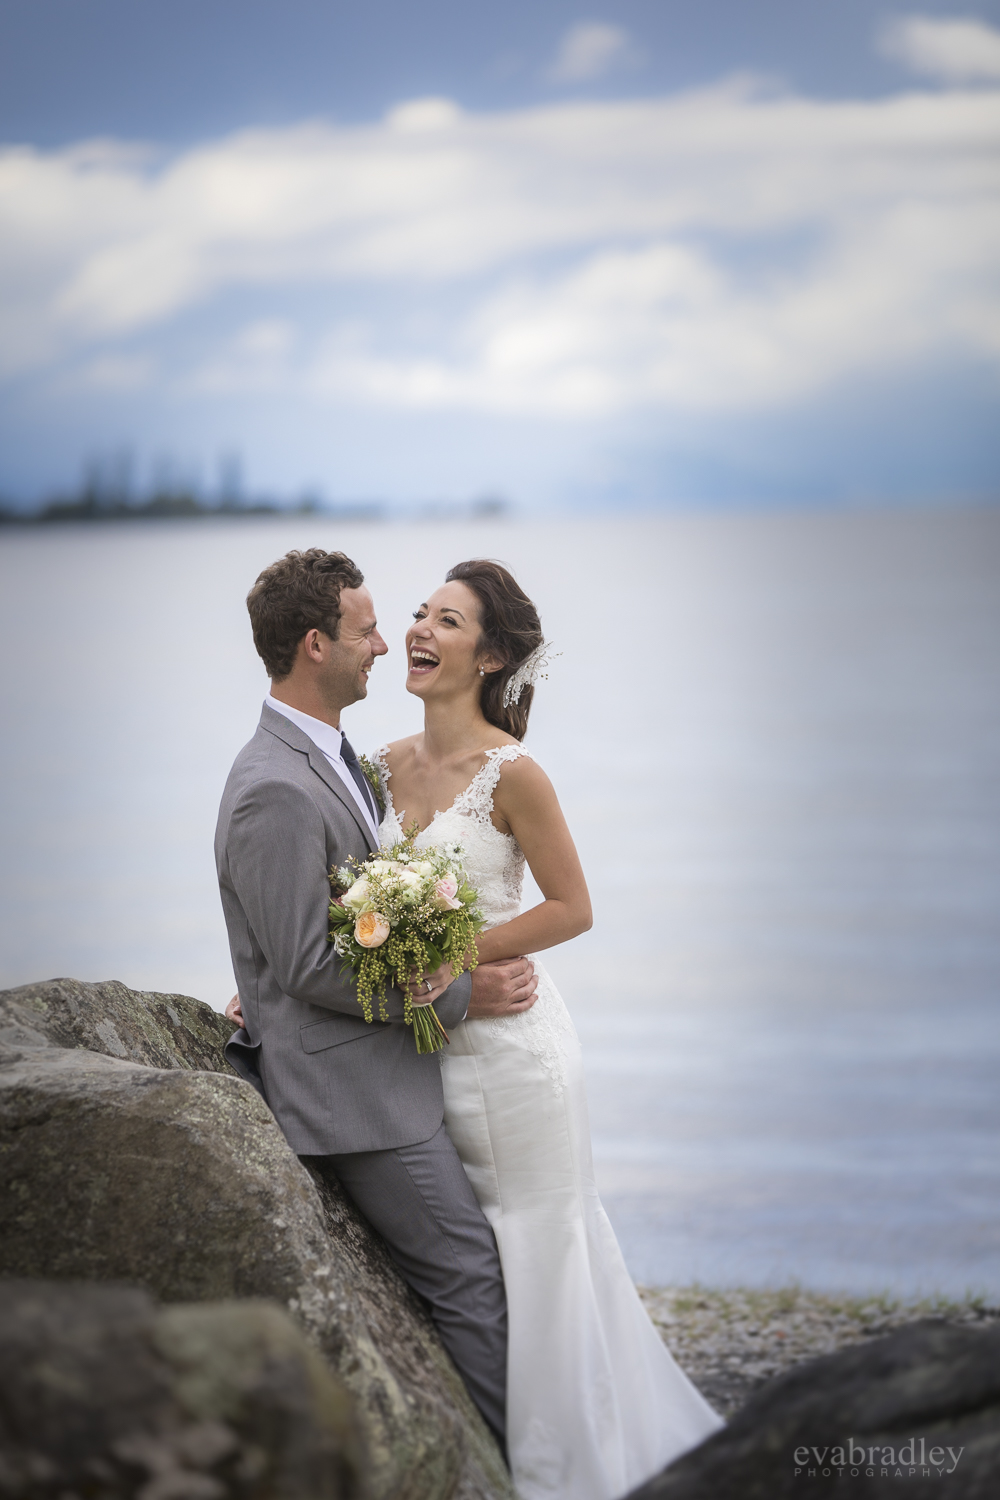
[793,1438,964,1480]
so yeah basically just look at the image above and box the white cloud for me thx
[190,319,297,394]
[880,14,1000,82]
[547,21,634,82]
[307,205,1000,417]
[384,97,466,132]
[0,77,998,416]
[76,353,154,390]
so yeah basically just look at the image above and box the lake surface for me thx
[2,506,998,1296]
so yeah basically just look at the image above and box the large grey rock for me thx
[0,1278,360,1498]
[0,977,236,1072]
[0,980,513,1500]
[626,1318,1000,1498]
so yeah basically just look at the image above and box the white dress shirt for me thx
[265,694,380,843]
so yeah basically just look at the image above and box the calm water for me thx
[2,507,998,1296]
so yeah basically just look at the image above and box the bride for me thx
[375,558,723,1500]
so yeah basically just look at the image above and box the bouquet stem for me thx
[412,1002,450,1054]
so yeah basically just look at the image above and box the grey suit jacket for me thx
[215,702,472,1155]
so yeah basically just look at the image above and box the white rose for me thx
[342,877,370,911]
[396,869,422,904]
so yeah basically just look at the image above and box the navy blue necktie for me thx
[340,733,378,823]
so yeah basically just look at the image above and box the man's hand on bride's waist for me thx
[225,957,537,1026]
[466,956,538,1019]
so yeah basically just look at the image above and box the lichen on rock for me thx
[0,976,237,1072]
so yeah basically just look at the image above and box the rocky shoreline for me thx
[640,1283,1000,1417]
[3,976,999,1498]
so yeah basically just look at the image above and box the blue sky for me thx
[1,0,998,509]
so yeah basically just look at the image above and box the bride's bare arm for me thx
[472,758,592,964]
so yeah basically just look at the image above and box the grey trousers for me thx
[312,1123,508,1447]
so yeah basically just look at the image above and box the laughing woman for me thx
[375,559,723,1500]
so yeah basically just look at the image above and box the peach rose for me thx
[355,911,390,948]
[432,875,462,911]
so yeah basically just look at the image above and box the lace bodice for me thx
[374,744,531,931]
[374,743,577,1093]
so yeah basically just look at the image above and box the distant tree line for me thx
[0,486,509,526]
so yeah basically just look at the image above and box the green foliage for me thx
[356,754,386,815]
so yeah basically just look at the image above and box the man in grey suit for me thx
[216,547,537,1451]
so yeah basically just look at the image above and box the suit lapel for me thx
[306,745,379,854]
[259,703,378,854]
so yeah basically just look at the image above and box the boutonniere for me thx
[357,753,385,815]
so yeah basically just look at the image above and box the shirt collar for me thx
[265,694,343,762]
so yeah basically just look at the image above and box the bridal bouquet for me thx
[328,829,483,1053]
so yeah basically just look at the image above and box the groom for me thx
[216,547,537,1450]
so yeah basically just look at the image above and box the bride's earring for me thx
[479,668,485,677]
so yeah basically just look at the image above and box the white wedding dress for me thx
[376,745,723,1500]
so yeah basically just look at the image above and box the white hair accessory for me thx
[502,642,560,708]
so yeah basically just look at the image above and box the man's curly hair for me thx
[247,548,364,680]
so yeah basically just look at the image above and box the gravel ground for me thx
[638,1285,1000,1418]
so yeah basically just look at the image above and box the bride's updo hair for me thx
[445,559,543,741]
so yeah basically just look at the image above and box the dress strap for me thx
[455,744,534,826]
